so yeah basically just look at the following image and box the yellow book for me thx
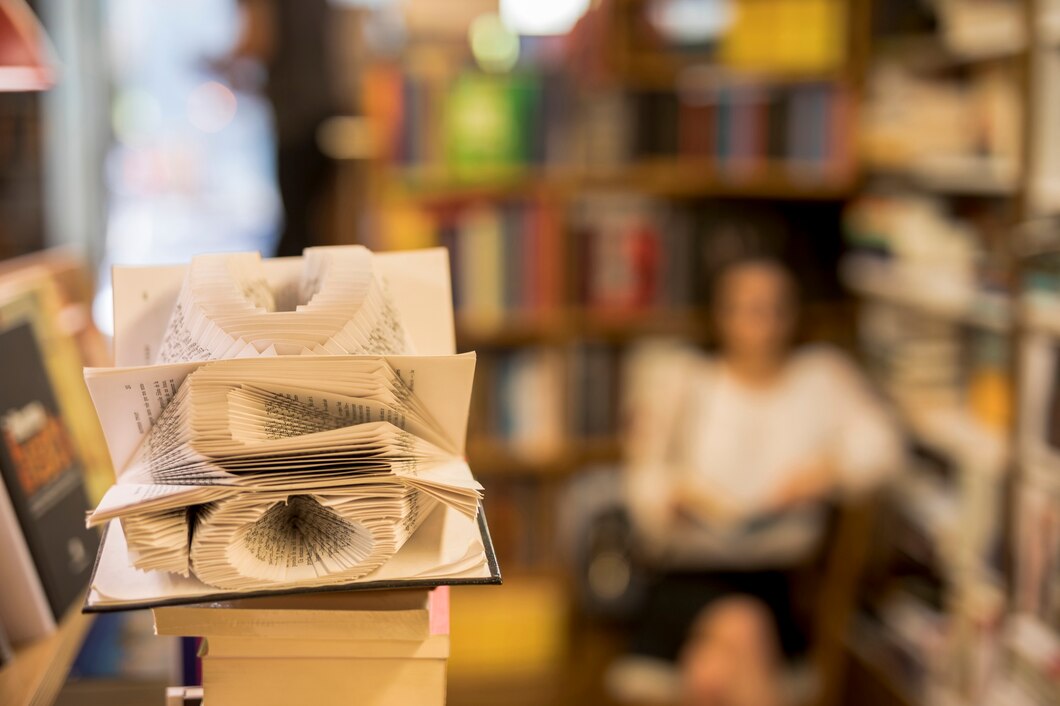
[202,656,446,706]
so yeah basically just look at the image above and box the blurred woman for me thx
[620,256,902,706]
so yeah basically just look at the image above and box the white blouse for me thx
[624,345,903,568]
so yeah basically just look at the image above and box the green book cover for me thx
[444,72,538,178]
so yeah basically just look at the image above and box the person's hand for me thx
[668,493,702,524]
[669,478,746,527]
[767,457,837,511]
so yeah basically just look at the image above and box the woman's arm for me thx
[767,349,904,511]
[621,346,699,542]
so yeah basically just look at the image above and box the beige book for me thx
[202,656,446,706]
[203,634,449,660]
[154,589,430,641]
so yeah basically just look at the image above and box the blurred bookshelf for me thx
[0,1,1056,704]
[313,0,1060,703]
[348,1,862,597]
[839,1,1060,705]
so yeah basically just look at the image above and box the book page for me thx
[111,263,187,367]
[83,361,204,473]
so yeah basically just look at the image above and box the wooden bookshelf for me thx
[575,160,857,200]
[839,1,1060,703]
[0,601,94,706]
[384,161,857,203]
[863,158,1020,197]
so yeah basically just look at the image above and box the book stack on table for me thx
[155,587,450,706]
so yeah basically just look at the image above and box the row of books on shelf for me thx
[860,55,1021,192]
[374,196,703,323]
[865,0,1059,211]
[857,299,1012,435]
[467,344,622,458]
[634,80,852,175]
[364,62,853,178]
[443,200,563,320]
[364,66,558,172]
[570,195,697,314]
[850,290,1060,703]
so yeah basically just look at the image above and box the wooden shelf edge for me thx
[0,598,95,706]
[381,162,856,202]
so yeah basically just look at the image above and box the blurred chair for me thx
[561,468,879,706]
[801,496,878,706]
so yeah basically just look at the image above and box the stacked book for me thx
[155,588,450,706]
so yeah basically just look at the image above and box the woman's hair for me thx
[701,209,799,307]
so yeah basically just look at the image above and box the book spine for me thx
[715,87,732,169]
[429,586,450,636]
[829,83,852,179]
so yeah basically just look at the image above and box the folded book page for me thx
[86,246,493,609]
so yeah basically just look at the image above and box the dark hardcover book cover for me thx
[714,87,733,166]
[809,84,832,166]
[399,75,417,165]
[634,90,679,158]
[767,88,790,162]
[0,321,99,619]
[502,203,523,311]
[633,91,655,159]
[84,506,502,612]
[655,91,680,157]
[678,97,714,160]
[1046,344,1060,450]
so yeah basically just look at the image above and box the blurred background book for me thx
[0,1,1058,705]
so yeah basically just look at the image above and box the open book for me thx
[83,247,499,611]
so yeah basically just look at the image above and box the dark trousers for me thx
[630,569,810,663]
